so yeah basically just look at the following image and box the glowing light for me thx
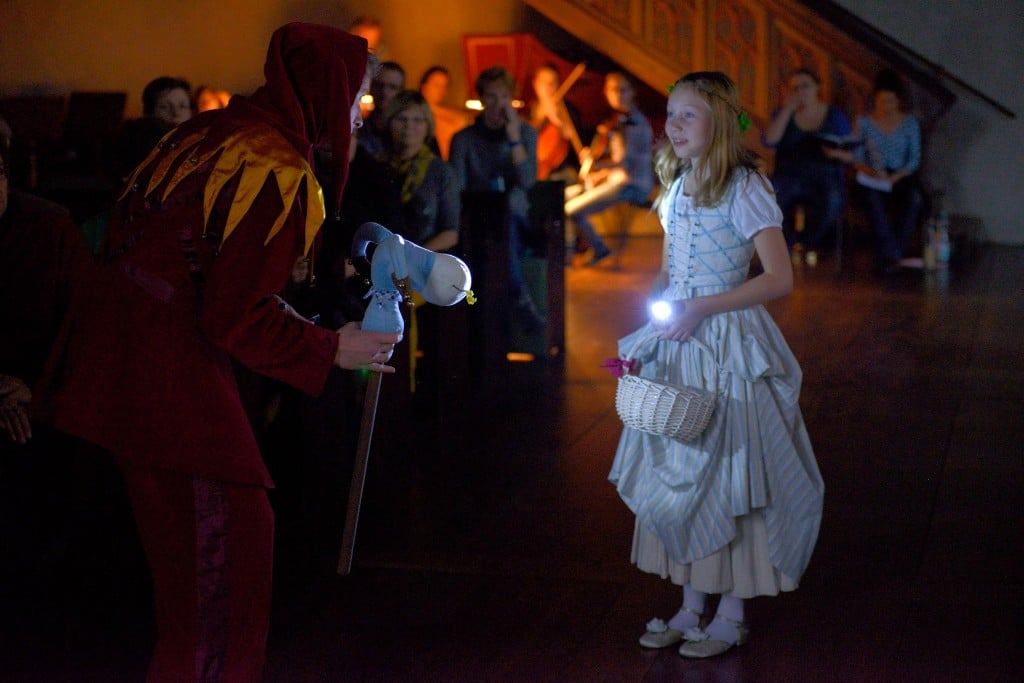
[649,300,672,321]
[506,352,535,362]
[463,99,524,110]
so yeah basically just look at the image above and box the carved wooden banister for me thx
[524,0,955,130]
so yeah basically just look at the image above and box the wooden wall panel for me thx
[649,0,701,76]
[527,0,940,129]
[709,0,769,116]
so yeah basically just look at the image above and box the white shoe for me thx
[638,606,702,649]
[677,613,749,659]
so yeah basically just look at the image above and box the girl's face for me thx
[665,85,713,163]
[153,87,192,126]
[390,105,430,154]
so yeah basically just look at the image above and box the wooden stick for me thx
[337,370,384,576]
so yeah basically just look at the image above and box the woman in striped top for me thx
[826,70,924,274]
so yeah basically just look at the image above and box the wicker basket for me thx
[615,336,717,442]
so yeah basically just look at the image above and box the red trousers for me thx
[122,466,274,683]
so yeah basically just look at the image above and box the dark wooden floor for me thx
[2,238,1021,682]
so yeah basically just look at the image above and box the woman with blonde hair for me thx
[379,89,460,252]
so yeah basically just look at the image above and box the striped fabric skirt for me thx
[609,304,824,595]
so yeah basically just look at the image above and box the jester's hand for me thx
[334,322,402,373]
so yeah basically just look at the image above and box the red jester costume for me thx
[34,24,374,682]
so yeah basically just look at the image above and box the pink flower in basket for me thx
[601,358,635,378]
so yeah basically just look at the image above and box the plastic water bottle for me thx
[935,210,951,266]
[922,218,937,270]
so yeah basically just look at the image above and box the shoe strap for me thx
[680,605,703,619]
[713,612,749,639]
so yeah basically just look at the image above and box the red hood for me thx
[244,22,368,213]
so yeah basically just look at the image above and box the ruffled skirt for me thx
[608,301,824,594]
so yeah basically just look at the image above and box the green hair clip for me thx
[737,111,752,133]
[666,84,675,94]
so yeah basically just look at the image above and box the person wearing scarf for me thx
[33,24,400,682]
[378,89,460,252]
[377,90,460,392]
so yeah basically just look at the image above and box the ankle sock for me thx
[668,585,707,632]
[705,595,745,643]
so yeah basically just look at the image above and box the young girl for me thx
[608,72,824,658]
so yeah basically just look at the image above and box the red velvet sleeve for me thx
[198,177,339,396]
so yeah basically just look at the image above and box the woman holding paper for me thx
[825,70,923,274]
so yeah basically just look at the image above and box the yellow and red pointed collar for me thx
[120,123,325,254]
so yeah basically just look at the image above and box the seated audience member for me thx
[449,65,545,333]
[764,68,852,262]
[379,90,461,392]
[1,110,93,468]
[142,76,193,128]
[1,114,92,442]
[564,71,654,266]
[1,115,117,636]
[0,120,92,389]
[418,66,469,160]
[380,90,460,252]
[194,85,232,113]
[825,70,923,274]
[530,63,584,183]
[359,61,405,155]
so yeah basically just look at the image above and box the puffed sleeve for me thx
[657,176,682,229]
[731,170,784,240]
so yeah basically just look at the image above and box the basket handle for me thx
[622,332,720,389]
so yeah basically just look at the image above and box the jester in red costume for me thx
[33,24,399,683]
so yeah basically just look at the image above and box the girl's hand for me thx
[652,298,707,342]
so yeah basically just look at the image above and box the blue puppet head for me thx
[352,222,473,335]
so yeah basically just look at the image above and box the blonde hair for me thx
[655,71,762,208]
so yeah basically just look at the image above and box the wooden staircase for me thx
[523,0,954,131]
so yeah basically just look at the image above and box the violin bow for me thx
[552,63,587,155]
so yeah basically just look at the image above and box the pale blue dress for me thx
[609,169,824,597]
